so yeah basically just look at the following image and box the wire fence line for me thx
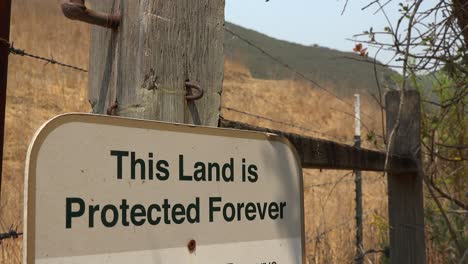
[0,38,88,73]
[0,35,380,146]
[305,213,385,264]
[308,212,371,243]
[304,175,386,189]
[224,26,376,121]
[221,106,344,141]
[1,30,378,126]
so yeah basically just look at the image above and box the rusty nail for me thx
[106,101,118,116]
[61,0,121,29]
[185,81,204,101]
[187,239,196,253]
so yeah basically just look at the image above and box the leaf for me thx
[360,48,368,57]
[353,43,363,52]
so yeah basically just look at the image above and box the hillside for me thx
[225,22,397,97]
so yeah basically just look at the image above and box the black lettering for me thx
[131,152,145,180]
[208,163,220,181]
[222,158,235,182]
[101,205,119,227]
[179,155,192,181]
[223,203,236,222]
[236,202,245,221]
[147,204,161,225]
[88,204,100,228]
[248,164,258,183]
[280,202,287,219]
[172,204,186,224]
[66,197,85,229]
[148,153,154,180]
[120,199,130,226]
[268,203,279,220]
[193,162,206,181]
[130,204,146,226]
[245,203,257,221]
[209,197,222,222]
[156,160,170,180]
[110,150,129,179]
[186,198,200,224]
[162,199,171,224]
[257,202,268,220]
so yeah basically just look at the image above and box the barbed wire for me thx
[224,26,375,121]
[306,213,373,263]
[353,248,389,263]
[221,106,339,140]
[329,106,385,141]
[0,38,88,73]
[304,176,385,189]
[0,226,23,244]
[309,213,371,243]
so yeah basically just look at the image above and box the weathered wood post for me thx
[87,0,224,126]
[0,0,12,200]
[385,90,426,264]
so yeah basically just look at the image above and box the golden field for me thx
[0,0,388,263]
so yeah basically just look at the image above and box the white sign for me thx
[24,114,305,264]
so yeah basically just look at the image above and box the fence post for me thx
[0,0,12,202]
[354,94,363,264]
[87,0,224,126]
[385,90,425,264]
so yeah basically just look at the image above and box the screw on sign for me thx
[187,239,196,253]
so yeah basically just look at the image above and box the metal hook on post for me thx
[60,0,121,29]
[185,82,204,101]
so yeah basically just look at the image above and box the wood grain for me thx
[220,118,417,173]
[386,90,426,264]
[88,0,224,126]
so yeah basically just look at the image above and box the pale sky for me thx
[225,0,438,68]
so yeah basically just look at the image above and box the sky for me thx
[225,0,437,68]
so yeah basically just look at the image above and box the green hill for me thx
[224,22,398,97]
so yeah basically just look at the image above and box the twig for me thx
[418,162,464,255]
[384,0,424,174]
[341,0,350,15]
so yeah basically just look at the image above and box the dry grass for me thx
[223,61,388,263]
[1,1,388,263]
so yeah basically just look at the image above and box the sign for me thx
[24,114,304,263]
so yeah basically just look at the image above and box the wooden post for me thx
[0,0,12,200]
[87,0,224,126]
[385,90,426,264]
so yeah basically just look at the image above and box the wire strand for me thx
[222,106,335,139]
[0,38,88,73]
[224,27,375,120]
